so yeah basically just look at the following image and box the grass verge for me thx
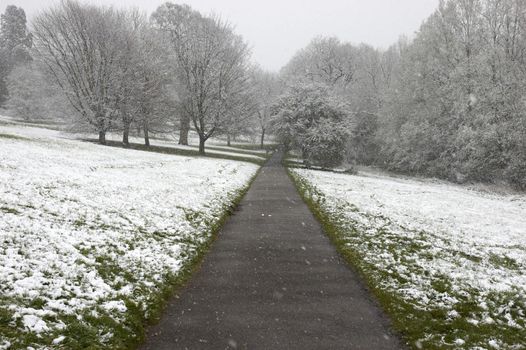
[0,133,29,141]
[287,169,526,350]
[132,166,261,349]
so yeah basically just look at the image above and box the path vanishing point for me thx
[140,151,405,350]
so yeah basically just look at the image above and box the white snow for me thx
[0,121,258,347]
[22,315,49,333]
[291,168,526,349]
[52,336,65,345]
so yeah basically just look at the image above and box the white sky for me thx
[2,0,439,71]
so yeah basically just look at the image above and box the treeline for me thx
[0,1,278,153]
[2,0,525,188]
[279,0,526,189]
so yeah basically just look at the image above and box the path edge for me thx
[286,167,410,349]
[134,165,264,349]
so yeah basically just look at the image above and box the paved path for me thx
[140,151,404,350]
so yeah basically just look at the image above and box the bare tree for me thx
[152,3,250,154]
[32,0,125,144]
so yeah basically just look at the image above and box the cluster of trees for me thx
[380,0,526,189]
[273,36,394,168]
[276,0,526,189]
[31,1,171,145]
[1,1,277,154]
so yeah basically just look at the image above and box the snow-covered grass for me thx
[0,124,258,349]
[86,132,270,161]
[289,168,526,350]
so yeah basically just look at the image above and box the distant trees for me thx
[251,67,280,148]
[219,82,257,146]
[281,37,356,91]
[378,0,526,189]
[0,5,32,105]
[280,0,526,189]
[152,3,252,154]
[5,62,71,120]
[278,37,385,167]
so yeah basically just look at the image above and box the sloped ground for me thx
[290,168,526,349]
[0,124,258,349]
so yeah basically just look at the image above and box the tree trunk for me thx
[260,128,265,149]
[143,120,150,147]
[98,131,106,145]
[179,115,190,145]
[122,123,130,147]
[227,134,231,147]
[198,136,206,155]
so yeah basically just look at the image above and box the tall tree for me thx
[151,4,199,145]
[0,5,32,105]
[152,3,250,154]
[32,0,127,144]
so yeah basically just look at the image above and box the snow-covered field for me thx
[291,168,526,350]
[0,123,258,349]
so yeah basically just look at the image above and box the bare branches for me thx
[152,3,251,154]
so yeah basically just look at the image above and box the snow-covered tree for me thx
[377,0,526,188]
[271,82,350,168]
[32,0,127,144]
[281,37,356,92]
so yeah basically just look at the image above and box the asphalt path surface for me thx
[140,151,404,350]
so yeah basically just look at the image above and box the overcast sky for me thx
[2,0,439,71]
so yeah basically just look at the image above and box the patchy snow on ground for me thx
[291,168,526,350]
[0,124,258,348]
